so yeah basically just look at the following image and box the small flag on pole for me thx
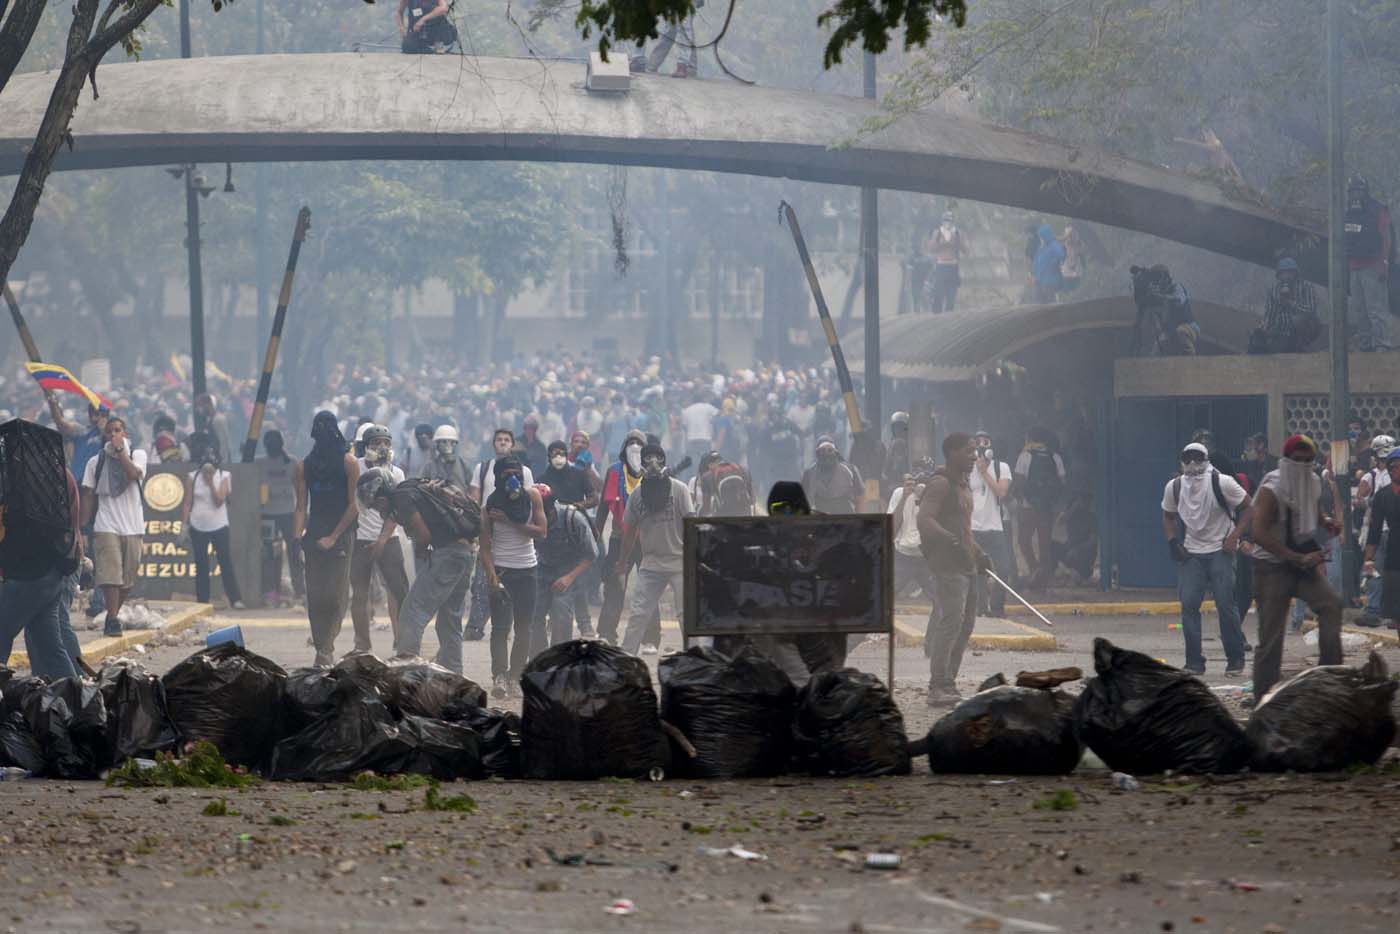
[25,362,112,412]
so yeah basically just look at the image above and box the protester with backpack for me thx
[359,467,480,674]
[1014,428,1065,589]
[530,483,599,649]
[1161,442,1252,676]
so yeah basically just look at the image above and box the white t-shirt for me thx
[357,460,405,541]
[1161,470,1248,555]
[82,446,148,537]
[188,468,231,532]
[969,461,1011,532]
[471,459,534,503]
[681,402,718,444]
[886,488,922,557]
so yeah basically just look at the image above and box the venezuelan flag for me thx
[25,362,112,412]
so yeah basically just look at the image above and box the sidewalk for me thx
[8,601,214,671]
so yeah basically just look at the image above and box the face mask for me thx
[505,474,522,497]
[625,446,641,473]
[1181,460,1208,476]
[550,454,567,469]
[1349,430,1361,442]
[436,441,457,461]
[817,451,837,469]
[368,444,392,465]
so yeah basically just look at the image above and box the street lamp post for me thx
[178,0,207,413]
[1327,0,1354,592]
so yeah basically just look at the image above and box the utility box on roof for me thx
[587,51,630,93]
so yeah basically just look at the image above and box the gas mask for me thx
[816,446,838,470]
[366,441,393,466]
[435,439,458,461]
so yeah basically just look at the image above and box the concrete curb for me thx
[1343,625,1400,645]
[897,600,1198,618]
[892,617,1058,652]
[9,601,214,672]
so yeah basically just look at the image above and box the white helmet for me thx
[433,425,460,443]
[1372,434,1395,457]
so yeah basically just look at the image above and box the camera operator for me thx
[397,0,457,54]
[1130,264,1198,356]
[1249,258,1320,354]
[180,437,245,610]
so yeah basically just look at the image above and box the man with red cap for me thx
[1248,434,1345,697]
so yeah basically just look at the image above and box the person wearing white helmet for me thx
[350,425,409,654]
[421,423,471,490]
[1358,434,1396,625]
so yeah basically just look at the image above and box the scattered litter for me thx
[864,853,901,870]
[1034,892,1056,904]
[1210,684,1252,695]
[988,779,1018,785]
[1111,772,1139,791]
[0,766,31,780]
[117,603,167,631]
[1305,630,1376,651]
[236,833,253,858]
[914,891,1061,933]
[677,789,695,799]
[603,898,636,915]
[701,844,767,861]
[1227,880,1259,892]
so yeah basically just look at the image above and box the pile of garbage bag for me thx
[794,669,911,777]
[659,645,795,778]
[521,640,669,780]
[23,678,110,779]
[445,705,521,779]
[98,659,180,764]
[927,682,1081,775]
[1074,638,1250,775]
[380,661,486,720]
[1246,652,1397,773]
[162,643,287,768]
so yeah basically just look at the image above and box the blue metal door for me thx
[1111,395,1268,588]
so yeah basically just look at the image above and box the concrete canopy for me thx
[0,53,1323,276]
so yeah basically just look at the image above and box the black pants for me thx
[350,538,410,653]
[304,533,351,667]
[490,566,539,679]
[262,512,305,597]
[597,534,659,645]
[190,526,242,606]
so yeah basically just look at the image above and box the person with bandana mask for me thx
[349,425,409,654]
[1362,450,1400,635]
[479,456,547,696]
[398,423,434,478]
[530,483,599,649]
[293,411,360,667]
[926,210,964,313]
[617,443,694,655]
[80,417,147,638]
[1160,442,1252,676]
[800,435,863,515]
[464,428,535,641]
[541,439,590,508]
[421,424,471,490]
[1249,435,1345,698]
[596,430,659,646]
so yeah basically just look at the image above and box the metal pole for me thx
[254,0,269,375]
[242,208,311,463]
[861,51,881,435]
[1327,0,1352,589]
[179,1,206,407]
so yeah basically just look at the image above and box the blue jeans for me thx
[533,568,581,651]
[394,541,475,673]
[1178,550,1247,672]
[0,569,79,680]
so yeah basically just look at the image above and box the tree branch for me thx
[0,0,49,97]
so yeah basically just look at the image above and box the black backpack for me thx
[1170,469,1238,522]
[398,477,481,542]
[0,420,77,577]
[1022,449,1062,507]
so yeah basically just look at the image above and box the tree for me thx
[0,1,238,324]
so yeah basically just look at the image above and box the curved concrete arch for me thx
[0,53,1323,275]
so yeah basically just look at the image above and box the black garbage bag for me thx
[22,677,109,779]
[382,661,486,719]
[1246,652,1398,773]
[268,679,416,782]
[0,675,46,719]
[398,715,483,780]
[98,659,180,764]
[927,686,1081,775]
[658,645,796,778]
[333,654,395,701]
[1073,638,1249,775]
[282,668,345,733]
[0,711,45,775]
[521,640,669,780]
[793,669,911,777]
[447,706,521,778]
[162,643,287,768]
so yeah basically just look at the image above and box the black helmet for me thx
[357,466,397,508]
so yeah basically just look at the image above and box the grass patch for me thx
[682,823,714,834]
[1032,790,1079,812]
[106,741,258,789]
[910,832,951,847]
[202,798,239,817]
[423,781,477,813]
[347,812,380,820]
[351,771,432,792]
[267,815,297,826]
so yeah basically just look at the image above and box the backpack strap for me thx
[1210,469,1237,522]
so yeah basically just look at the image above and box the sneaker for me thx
[491,676,507,699]
[102,619,122,638]
[1183,666,1206,677]
[462,628,485,642]
[641,643,659,656]
[1224,667,1245,679]
[1355,614,1384,629]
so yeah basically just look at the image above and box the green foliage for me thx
[423,780,478,813]
[1032,789,1079,811]
[351,771,432,791]
[267,815,298,826]
[202,798,238,816]
[105,741,259,789]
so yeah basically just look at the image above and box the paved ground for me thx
[4,598,1400,933]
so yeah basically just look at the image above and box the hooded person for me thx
[294,410,360,667]
[1248,434,1345,697]
[1030,223,1066,304]
[1160,442,1251,676]
[595,429,654,645]
[616,443,694,655]
[800,435,863,515]
[348,425,409,655]
[258,429,305,604]
[541,439,590,507]
[479,455,547,696]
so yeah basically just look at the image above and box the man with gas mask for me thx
[1161,441,1252,677]
[616,443,693,656]
[596,430,659,647]
[422,424,471,490]
[294,411,360,667]
[801,435,864,515]
[1344,175,1394,351]
[479,456,547,696]
[349,425,409,655]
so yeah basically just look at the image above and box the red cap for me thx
[1282,434,1316,457]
